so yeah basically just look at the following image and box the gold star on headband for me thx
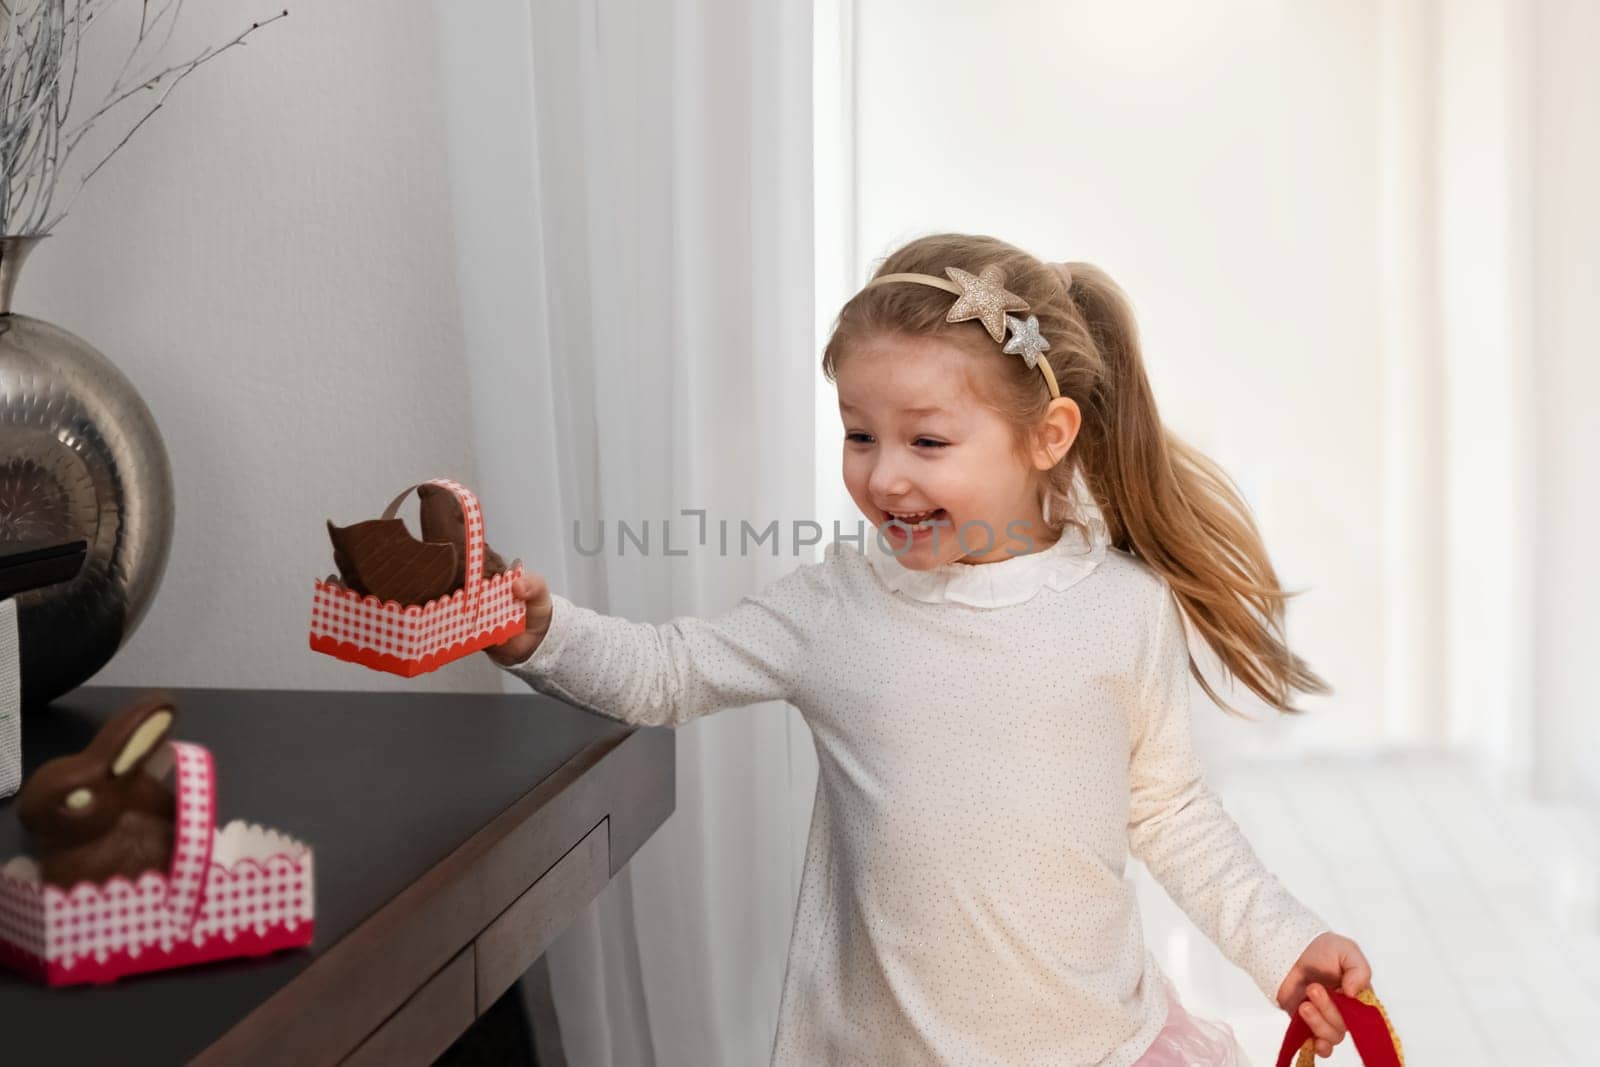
[944,264,1029,343]
[1002,313,1050,369]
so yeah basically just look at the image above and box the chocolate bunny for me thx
[323,484,510,606]
[417,482,509,589]
[16,696,179,890]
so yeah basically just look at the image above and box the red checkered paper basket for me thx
[0,740,315,986]
[309,478,526,677]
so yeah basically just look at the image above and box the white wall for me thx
[840,0,1389,754]
[12,1,505,694]
[1529,0,1600,805]
[1374,0,1600,802]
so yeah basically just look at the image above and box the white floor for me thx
[1133,749,1600,1066]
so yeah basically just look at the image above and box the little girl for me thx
[486,233,1373,1066]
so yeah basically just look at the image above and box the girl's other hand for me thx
[1275,931,1373,1058]
[483,572,553,667]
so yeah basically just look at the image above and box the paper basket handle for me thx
[380,479,486,600]
[162,740,216,939]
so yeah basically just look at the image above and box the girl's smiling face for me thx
[837,332,1059,568]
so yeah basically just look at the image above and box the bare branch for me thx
[64,7,262,151]
[110,0,178,96]
[1,1,287,234]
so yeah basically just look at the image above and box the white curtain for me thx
[433,2,816,1064]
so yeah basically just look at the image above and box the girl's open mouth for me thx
[884,509,948,542]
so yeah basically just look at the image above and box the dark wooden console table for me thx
[0,685,675,1066]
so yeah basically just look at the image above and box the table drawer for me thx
[475,817,610,1013]
[343,945,475,1067]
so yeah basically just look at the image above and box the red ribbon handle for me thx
[1273,988,1404,1067]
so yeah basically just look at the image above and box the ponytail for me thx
[1062,262,1331,717]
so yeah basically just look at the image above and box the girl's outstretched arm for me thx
[1125,580,1334,1007]
[486,562,829,728]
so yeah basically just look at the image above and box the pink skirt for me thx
[1131,973,1254,1067]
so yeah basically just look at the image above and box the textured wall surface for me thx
[15,2,503,694]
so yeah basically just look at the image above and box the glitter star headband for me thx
[863,263,1062,399]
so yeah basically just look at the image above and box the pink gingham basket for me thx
[309,478,526,677]
[0,740,314,986]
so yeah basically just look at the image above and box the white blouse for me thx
[501,517,1329,1065]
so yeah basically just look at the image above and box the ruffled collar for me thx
[863,511,1111,608]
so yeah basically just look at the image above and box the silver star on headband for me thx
[1002,314,1050,369]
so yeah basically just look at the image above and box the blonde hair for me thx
[822,233,1330,717]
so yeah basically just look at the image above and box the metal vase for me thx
[0,235,175,708]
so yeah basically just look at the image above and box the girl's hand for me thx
[483,572,553,667]
[1275,931,1373,1058]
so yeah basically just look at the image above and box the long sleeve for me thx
[1125,582,1331,1006]
[498,560,830,728]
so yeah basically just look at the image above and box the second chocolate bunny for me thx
[417,482,508,589]
[16,696,179,890]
